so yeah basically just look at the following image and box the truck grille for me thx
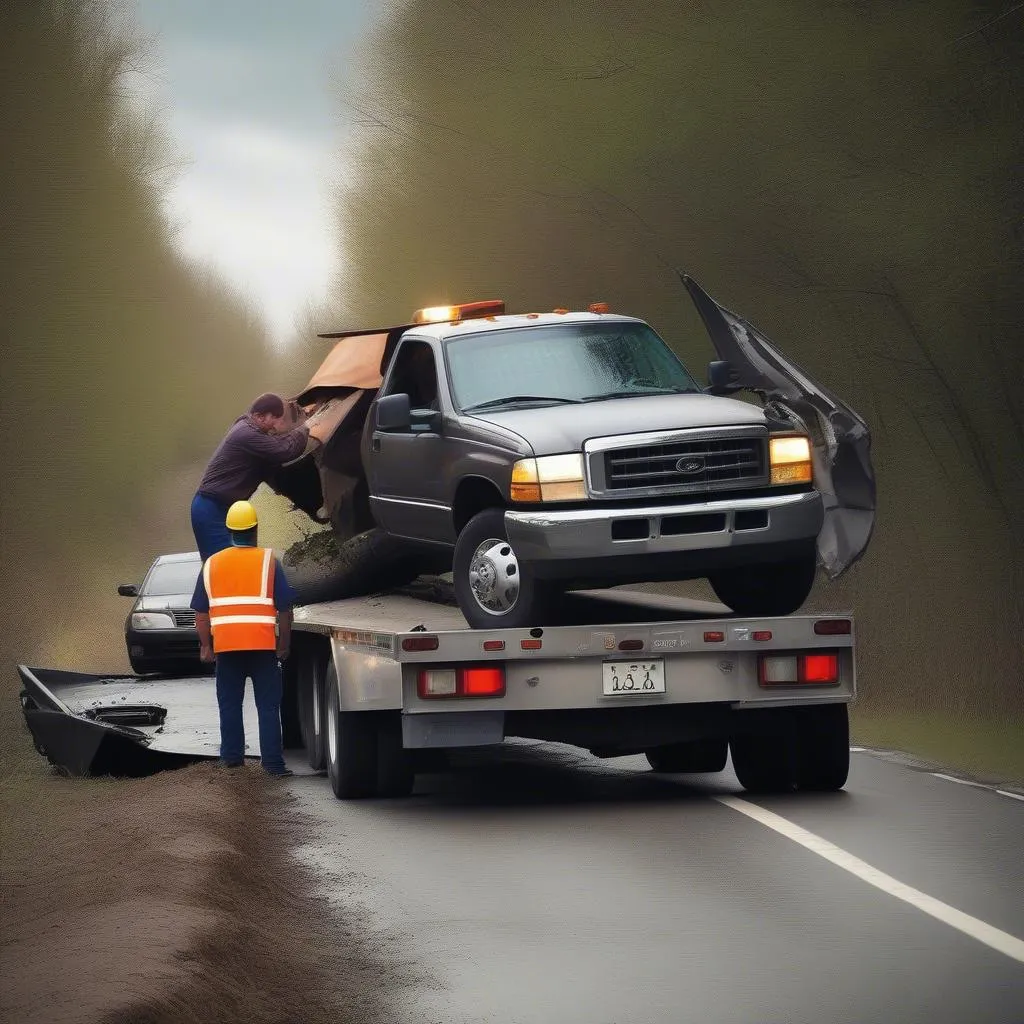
[601,433,766,494]
[172,610,197,629]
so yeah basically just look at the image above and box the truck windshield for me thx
[446,322,701,412]
[144,560,202,597]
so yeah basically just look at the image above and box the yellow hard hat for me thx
[225,500,258,531]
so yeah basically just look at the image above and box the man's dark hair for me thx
[249,392,285,417]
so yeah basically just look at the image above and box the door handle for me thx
[371,437,381,453]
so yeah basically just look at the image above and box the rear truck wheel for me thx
[708,552,817,617]
[645,738,728,773]
[794,703,849,791]
[325,662,377,799]
[375,713,415,798]
[298,647,328,771]
[453,508,551,629]
[730,716,798,793]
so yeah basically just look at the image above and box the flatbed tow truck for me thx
[19,579,855,796]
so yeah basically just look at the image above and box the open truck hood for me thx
[680,273,876,578]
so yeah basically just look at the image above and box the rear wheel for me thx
[325,662,377,799]
[453,508,552,629]
[297,647,328,771]
[730,719,797,793]
[709,552,817,617]
[645,739,728,773]
[794,703,849,791]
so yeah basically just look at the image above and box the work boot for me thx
[264,767,294,777]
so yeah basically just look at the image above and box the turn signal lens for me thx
[769,434,813,485]
[510,454,586,502]
[800,653,839,684]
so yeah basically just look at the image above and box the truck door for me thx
[363,339,454,544]
[681,272,877,578]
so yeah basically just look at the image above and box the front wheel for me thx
[453,508,552,629]
[709,552,817,617]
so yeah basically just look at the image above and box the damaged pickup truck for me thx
[272,273,875,629]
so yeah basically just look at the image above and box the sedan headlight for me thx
[769,434,813,485]
[131,612,176,630]
[511,454,587,502]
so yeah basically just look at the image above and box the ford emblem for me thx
[676,457,705,475]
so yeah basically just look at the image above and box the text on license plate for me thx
[602,660,666,696]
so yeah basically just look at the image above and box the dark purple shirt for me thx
[196,415,309,504]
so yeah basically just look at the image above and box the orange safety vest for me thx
[204,546,278,653]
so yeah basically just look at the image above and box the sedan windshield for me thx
[144,560,202,597]
[447,322,700,412]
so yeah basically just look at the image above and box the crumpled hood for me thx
[471,392,764,455]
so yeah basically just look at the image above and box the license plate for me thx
[601,660,666,696]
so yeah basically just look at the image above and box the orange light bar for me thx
[588,302,610,314]
[411,299,505,325]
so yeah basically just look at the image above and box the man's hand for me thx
[200,643,216,664]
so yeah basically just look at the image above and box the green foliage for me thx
[0,1,276,686]
[327,0,1023,716]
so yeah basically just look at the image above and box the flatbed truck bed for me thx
[19,583,855,795]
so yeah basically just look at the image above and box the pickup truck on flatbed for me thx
[271,273,876,630]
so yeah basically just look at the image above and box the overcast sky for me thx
[129,0,378,344]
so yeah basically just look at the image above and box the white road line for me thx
[716,795,1024,965]
[932,772,986,788]
[849,746,866,752]
[998,790,1024,802]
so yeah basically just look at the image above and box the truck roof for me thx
[411,311,646,342]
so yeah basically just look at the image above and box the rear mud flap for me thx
[681,272,876,577]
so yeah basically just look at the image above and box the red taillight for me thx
[752,630,772,642]
[618,639,643,651]
[814,619,851,635]
[759,652,840,686]
[461,666,505,696]
[704,631,725,643]
[402,635,439,652]
[417,666,506,699]
[521,638,542,650]
[800,653,839,684]
[483,639,505,652]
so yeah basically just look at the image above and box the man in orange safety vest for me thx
[190,499,296,776]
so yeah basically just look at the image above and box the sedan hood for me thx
[471,392,764,455]
[681,272,876,577]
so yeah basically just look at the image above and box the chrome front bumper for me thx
[504,490,823,562]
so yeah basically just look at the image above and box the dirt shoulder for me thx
[0,740,397,1024]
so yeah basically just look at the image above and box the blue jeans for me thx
[191,492,232,562]
[215,650,287,773]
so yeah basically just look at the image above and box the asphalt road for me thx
[284,743,1024,1024]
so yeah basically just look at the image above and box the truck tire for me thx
[453,508,552,629]
[298,647,328,771]
[730,725,797,793]
[375,713,415,798]
[645,739,728,773]
[284,528,421,606]
[325,662,377,799]
[708,552,817,617]
[794,703,849,791]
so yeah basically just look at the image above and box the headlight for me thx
[510,454,587,502]
[131,612,176,630]
[769,434,813,485]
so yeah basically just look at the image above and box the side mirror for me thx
[118,584,139,597]
[376,393,412,430]
[705,360,742,396]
